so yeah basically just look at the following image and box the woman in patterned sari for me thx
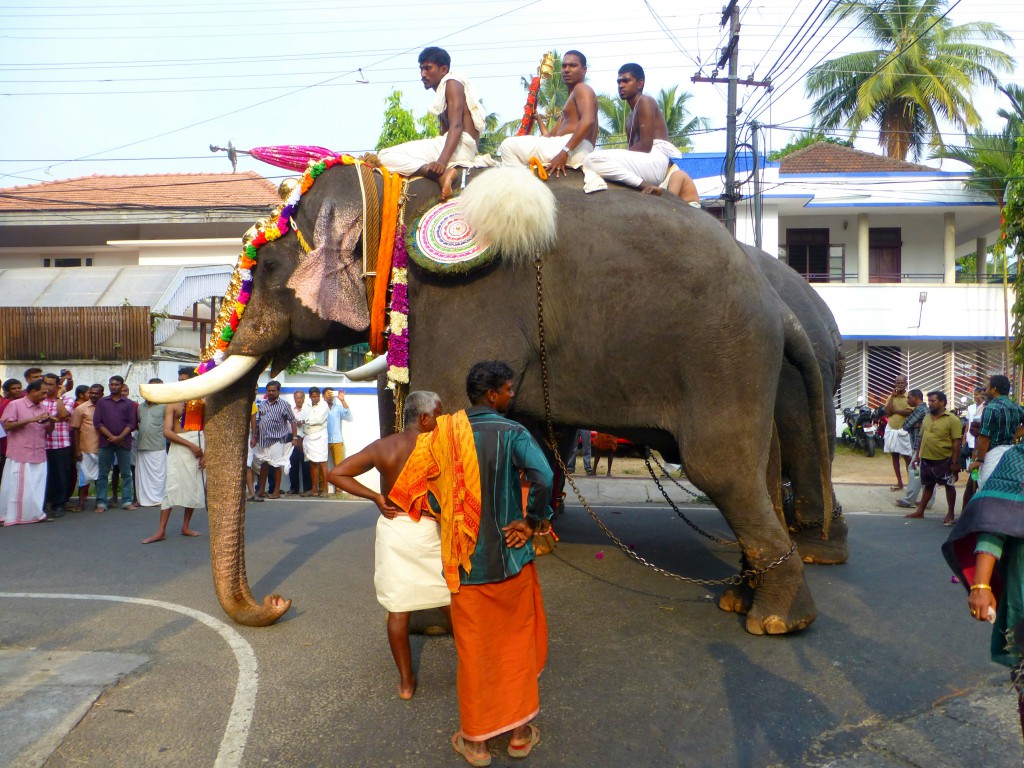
[943,442,1024,745]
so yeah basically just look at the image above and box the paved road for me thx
[1,480,1020,767]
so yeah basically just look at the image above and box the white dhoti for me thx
[254,440,293,469]
[135,449,167,507]
[883,427,912,456]
[582,139,683,193]
[163,432,206,510]
[374,515,450,613]
[499,136,594,169]
[377,132,479,176]
[1,460,48,526]
[303,425,328,463]
[78,452,99,486]
[979,444,1012,490]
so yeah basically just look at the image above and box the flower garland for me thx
[197,153,357,374]
[516,75,541,136]
[387,223,410,389]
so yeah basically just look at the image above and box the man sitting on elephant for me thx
[582,63,681,194]
[377,46,485,200]
[327,390,451,701]
[499,50,598,177]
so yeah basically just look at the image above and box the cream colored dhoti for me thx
[499,136,593,169]
[374,514,450,613]
[135,449,167,507]
[162,431,206,510]
[377,133,479,177]
[583,139,683,193]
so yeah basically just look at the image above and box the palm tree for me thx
[597,87,708,149]
[805,0,1013,161]
[596,94,628,148]
[655,86,709,150]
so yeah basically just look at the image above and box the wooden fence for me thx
[0,306,154,361]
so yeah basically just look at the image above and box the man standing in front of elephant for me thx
[582,63,681,194]
[499,50,598,176]
[324,387,353,494]
[327,390,450,700]
[390,360,553,765]
[377,46,485,200]
[251,381,297,501]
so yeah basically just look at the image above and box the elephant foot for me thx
[718,581,754,615]
[743,554,816,636]
[793,516,849,565]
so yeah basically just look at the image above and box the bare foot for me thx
[142,534,166,544]
[904,512,924,519]
[95,506,106,514]
[267,494,280,500]
[439,167,459,200]
[181,528,202,537]
[641,184,663,196]
[398,677,417,700]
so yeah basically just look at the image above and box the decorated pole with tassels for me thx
[516,52,556,136]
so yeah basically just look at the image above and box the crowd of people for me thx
[0,369,360,541]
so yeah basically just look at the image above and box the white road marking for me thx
[0,593,256,768]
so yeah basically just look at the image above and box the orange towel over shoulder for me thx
[389,410,482,592]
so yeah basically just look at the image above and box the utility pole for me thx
[751,120,762,250]
[692,0,771,239]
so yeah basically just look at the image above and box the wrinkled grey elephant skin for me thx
[205,166,833,635]
[747,245,848,565]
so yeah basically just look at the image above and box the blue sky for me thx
[0,0,1019,187]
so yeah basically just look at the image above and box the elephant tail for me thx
[780,305,835,539]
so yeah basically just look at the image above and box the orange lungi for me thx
[451,562,548,742]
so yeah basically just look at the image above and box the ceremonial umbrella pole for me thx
[516,52,556,136]
[210,141,337,173]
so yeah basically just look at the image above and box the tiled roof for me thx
[0,171,280,212]
[779,143,934,174]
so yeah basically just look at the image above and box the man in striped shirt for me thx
[42,372,76,516]
[969,374,1024,489]
[250,380,297,501]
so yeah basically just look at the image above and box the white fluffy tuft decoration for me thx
[457,167,557,265]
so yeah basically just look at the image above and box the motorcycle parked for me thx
[841,398,877,457]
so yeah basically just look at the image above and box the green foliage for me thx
[597,87,707,149]
[1003,134,1024,370]
[417,112,440,139]
[768,132,853,161]
[805,0,1014,161]
[285,353,316,375]
[376,90,422,151]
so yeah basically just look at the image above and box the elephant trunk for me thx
[204,357,292,626]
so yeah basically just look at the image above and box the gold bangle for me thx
[970,584,992,592]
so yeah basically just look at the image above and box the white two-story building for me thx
[675,142,1005,409]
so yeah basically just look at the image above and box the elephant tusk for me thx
[343,354,388,381]
[139,355,263,403]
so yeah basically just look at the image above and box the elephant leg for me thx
[766,421,785,529]
[680,417,815,636]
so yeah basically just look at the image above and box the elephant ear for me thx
[287,200,369,330]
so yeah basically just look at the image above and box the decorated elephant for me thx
[142,160,834,636]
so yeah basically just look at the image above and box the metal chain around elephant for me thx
[643,453,740,548]
[531,255,795,587]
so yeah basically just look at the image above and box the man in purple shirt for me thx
[93,375,139,512]
[1,380,54,525]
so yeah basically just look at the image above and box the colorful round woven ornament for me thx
[406,199,494,275]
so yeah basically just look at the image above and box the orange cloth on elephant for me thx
[388,411,482,593]
[181,399,204,432]
[451,561,548,742]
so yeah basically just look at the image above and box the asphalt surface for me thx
[1,478,1021,768]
